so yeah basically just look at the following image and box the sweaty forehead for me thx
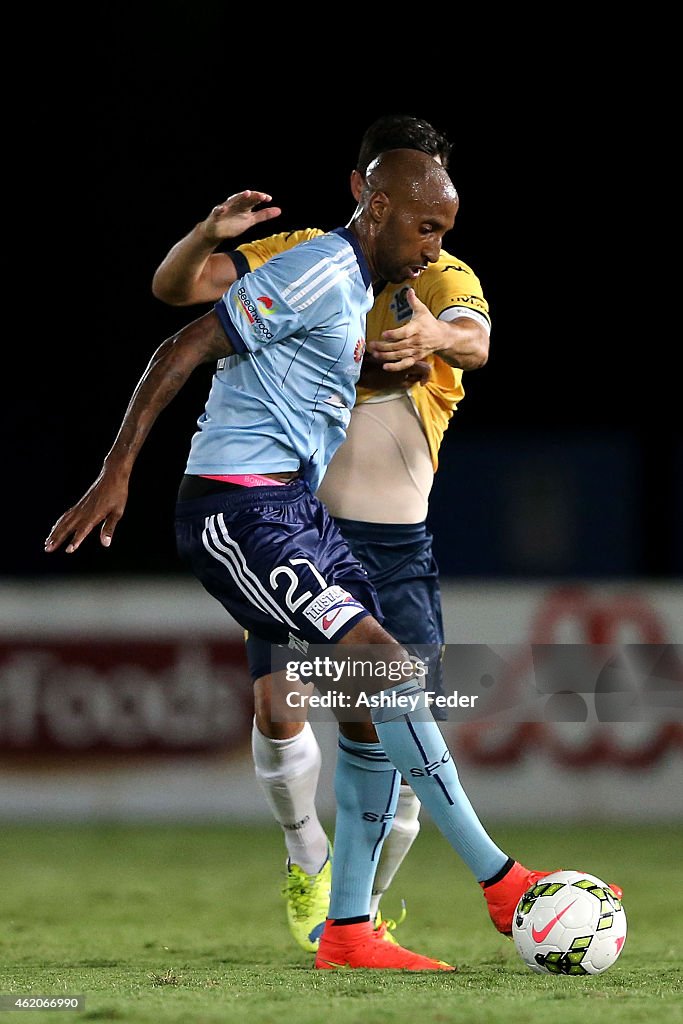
[401,176,459,225]
[408,177,458,208]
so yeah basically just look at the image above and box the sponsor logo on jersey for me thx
[389,286,412,323]
[303,586,365,638]
[441,264,469,274]
[354,338,366,362]
[234,286,274,340]
[257,295,275,316]
[448,294,488,312]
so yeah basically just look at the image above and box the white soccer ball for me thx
[512,869,627,976]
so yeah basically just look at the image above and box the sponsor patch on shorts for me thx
[302,585,366,638]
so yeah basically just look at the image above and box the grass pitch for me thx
[0,822,681,1023]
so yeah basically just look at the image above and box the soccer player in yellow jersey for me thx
[152,116,546,957]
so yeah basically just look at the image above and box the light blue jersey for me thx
[185,227,373,492]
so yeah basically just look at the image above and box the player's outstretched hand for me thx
[202,190,282,244]
[44,470,130,555]
[366,288,441,371]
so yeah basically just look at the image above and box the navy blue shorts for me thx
[244,517,447,718]
[175,482,382,648]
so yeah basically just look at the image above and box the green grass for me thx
[0,823,681,1023]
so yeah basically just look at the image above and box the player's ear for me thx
[368,190,389,223]
[350,169,364,202]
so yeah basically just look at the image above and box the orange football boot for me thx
[315,920,455,971]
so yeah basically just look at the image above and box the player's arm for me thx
[366,288,489,372]
[151,190,282,306]
[44,311,233,555]
[429,316,489,369]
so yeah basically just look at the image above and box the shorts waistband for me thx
[175,478,310,518]
[331,517,429,544]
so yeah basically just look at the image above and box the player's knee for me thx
[337,615,417,693]
[253,674,306,739]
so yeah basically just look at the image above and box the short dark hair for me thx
[356,114,452,176]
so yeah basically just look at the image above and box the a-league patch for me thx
[302,585,366,638]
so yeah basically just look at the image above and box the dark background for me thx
[11,15,681,581]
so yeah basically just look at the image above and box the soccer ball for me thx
[512,870,627,976]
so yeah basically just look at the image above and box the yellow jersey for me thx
[231,229,490,471]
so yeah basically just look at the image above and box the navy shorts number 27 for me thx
[175,481,383,648]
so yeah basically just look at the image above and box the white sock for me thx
[369,783,421,918]
[251,719,329,875]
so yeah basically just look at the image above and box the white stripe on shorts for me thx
[205,514,299,629]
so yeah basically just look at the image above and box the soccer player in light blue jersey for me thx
[45,148,557,971]
[150,115,493,955]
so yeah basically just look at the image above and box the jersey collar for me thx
[331,227,373,291]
